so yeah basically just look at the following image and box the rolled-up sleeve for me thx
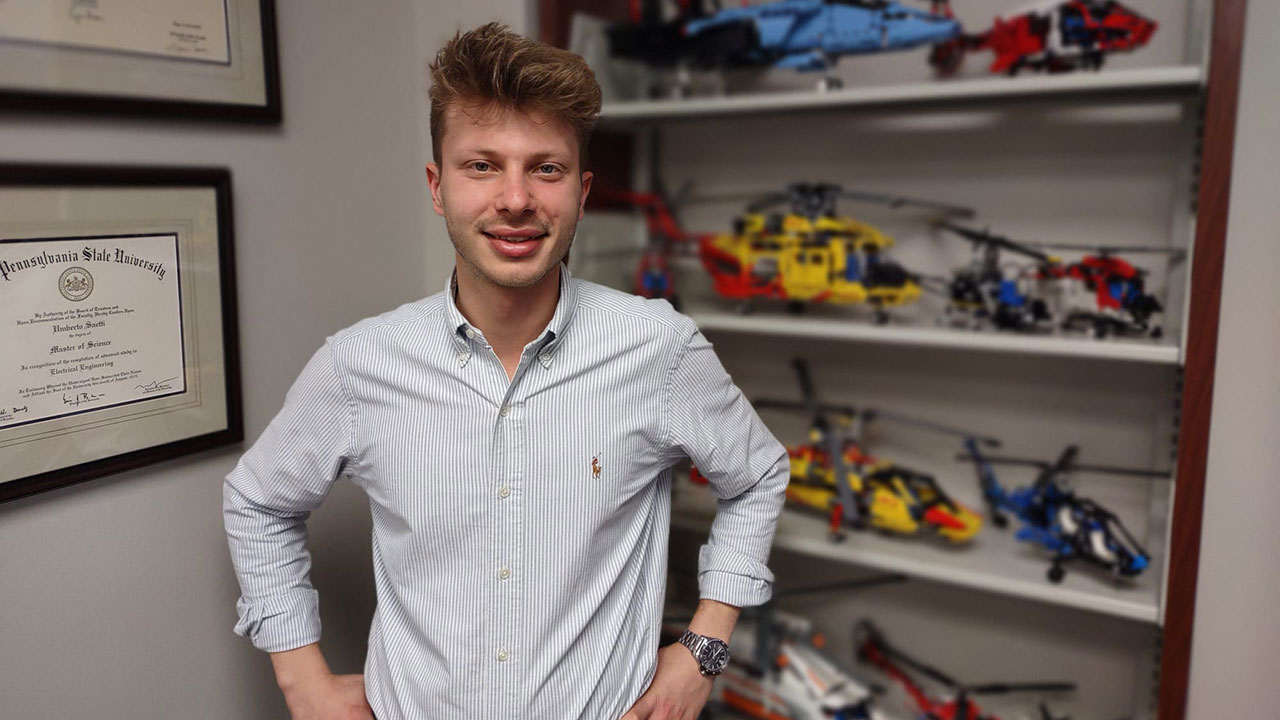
[663,326,789,608]
[223,341,356,653]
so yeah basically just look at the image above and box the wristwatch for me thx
[677,629,731,676]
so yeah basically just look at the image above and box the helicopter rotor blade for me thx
[862,629,961,690]
[953,453,1171,478]
[1032,445,1079,490]
[759,395,1002,449]
[712,184,975,220]
[1028,241,1186,258]
[934,221,1053,263]
[954,453,1049,469]
[792,358,821,417]
[773,573,908,599]
[863,408,1002,448]
[837,189,975,218]
[745,191,795,214]
[966,681,1077,694]
[1066,463,1170,478]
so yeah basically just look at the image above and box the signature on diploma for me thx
[63,392,105,408]
[12,406,29,414]
[137,377,178,394]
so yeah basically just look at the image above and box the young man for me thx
[224,23,788,720]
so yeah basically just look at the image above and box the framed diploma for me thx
[0,164,242,503]
[0,0,280,123]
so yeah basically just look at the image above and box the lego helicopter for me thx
[743,358,987,543]
[597,182,971,321]
[703,183,973,321]
[959,441,1166,583]
[855,620,1076,720]
[932,220,1058,332]
[1041,247,1167,339]
[934,221,1173,339]
[665,575,908,720]
[930,1,1159,76]
[607,0,963,91]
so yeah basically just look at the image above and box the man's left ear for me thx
[578,170,593,220]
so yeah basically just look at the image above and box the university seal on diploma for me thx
[59,266,94,302]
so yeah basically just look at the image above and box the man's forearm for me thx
[687,598,740,641]
[270,643,332,693]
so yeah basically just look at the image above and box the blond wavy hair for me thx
[428,23,602,167]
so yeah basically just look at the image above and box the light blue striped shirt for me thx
[223,265,788,719]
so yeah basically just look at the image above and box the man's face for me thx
[426,104,592,293]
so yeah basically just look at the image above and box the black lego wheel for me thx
[1048,564,1066,583]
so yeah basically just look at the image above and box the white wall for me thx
[1186,0,1280,716]
[0,2,524,719]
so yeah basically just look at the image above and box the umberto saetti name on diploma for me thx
[0,234,186,430]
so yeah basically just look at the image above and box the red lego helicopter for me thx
[934,222,1174,339]
[930,1,1158,76]
[1042,249,1166,339]
[856,620,1077,720]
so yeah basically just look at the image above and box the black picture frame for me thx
[0,0,281,124]
[0,164,243,503]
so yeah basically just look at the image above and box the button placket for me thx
[492,365,526,682]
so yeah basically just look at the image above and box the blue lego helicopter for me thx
[960,441,1165,583]
[607,0,962,86]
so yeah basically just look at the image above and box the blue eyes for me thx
[468,163,561,175]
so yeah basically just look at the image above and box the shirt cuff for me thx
[233,589,322,653]
[697,544,775,608]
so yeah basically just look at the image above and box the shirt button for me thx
[498,567,511,580]
[539,353,551,363]
[499,485,511,499]
[497,649,509,662]
[499,405,510,417]
[465,328,476,339]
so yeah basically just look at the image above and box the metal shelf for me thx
[599,66,1204,123]
[689,310,1182,365]
[672,483,1166,625]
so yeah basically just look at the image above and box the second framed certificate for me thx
[0,0,280,122]
[0,165,242,503]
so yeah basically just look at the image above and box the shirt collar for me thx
[442,263,578,369]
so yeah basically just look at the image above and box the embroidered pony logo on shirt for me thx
[591,453,602,479]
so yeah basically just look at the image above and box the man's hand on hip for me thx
[619,642,713,720]
[271,644,375,720]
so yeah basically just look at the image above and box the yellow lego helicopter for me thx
[754,359,989,544]
[699,183,972,322]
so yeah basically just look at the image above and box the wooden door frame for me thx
[1158,0,1247,717]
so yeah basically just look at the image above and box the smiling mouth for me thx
[483,231,548,242]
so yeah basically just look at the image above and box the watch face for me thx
[702,639,730,673]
